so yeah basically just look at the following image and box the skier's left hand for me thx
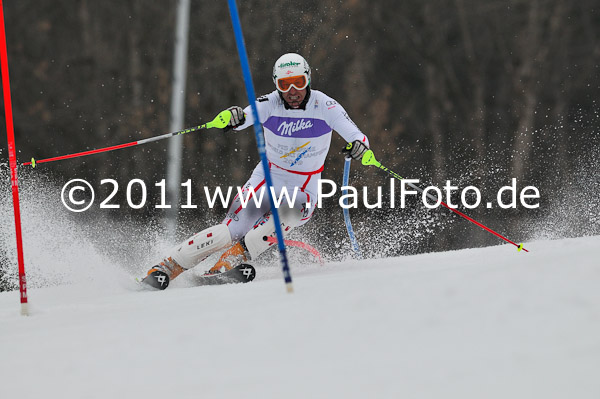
[343,140,369,161]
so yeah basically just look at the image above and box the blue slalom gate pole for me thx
[227,0,293,292]
[342,157,362,258]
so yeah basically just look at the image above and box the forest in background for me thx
[1,0,599,262]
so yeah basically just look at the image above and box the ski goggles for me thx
[276,75,309,92]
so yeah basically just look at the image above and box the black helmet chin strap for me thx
[279,86,311,110]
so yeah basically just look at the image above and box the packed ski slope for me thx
[1,235,599,399]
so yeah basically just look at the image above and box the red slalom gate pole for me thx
[0,2,29,315]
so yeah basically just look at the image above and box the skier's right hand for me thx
[224,106,246,131]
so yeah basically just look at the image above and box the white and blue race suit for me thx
[171,89,370,269]
[223,90,369,248]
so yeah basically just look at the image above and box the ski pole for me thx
[356,146,528,252]
[22,110,232,168]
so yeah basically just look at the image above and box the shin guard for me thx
[171,224,233,269]
[243,206,303,260]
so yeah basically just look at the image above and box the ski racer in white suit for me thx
[143,53,371,290]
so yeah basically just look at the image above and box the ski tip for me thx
[237,264,256,282]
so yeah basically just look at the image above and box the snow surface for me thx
[1,236,600,399]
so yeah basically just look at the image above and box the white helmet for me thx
[272,53,311,92]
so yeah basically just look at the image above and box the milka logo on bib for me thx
[277,119,313,136]
[263,116,331,138]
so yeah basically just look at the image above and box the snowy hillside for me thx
[1,236,599,399]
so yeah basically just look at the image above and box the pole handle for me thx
[361,149,380,167]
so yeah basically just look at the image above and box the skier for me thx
[143,53,371,289]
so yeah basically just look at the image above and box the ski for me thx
[136,271,169,290]
[137,263,256,290]
[194,263,256,286]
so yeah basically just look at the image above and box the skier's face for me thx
[281,86,307,109]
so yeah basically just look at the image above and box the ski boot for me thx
[206,241,249,275]
[142,257,186,290]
